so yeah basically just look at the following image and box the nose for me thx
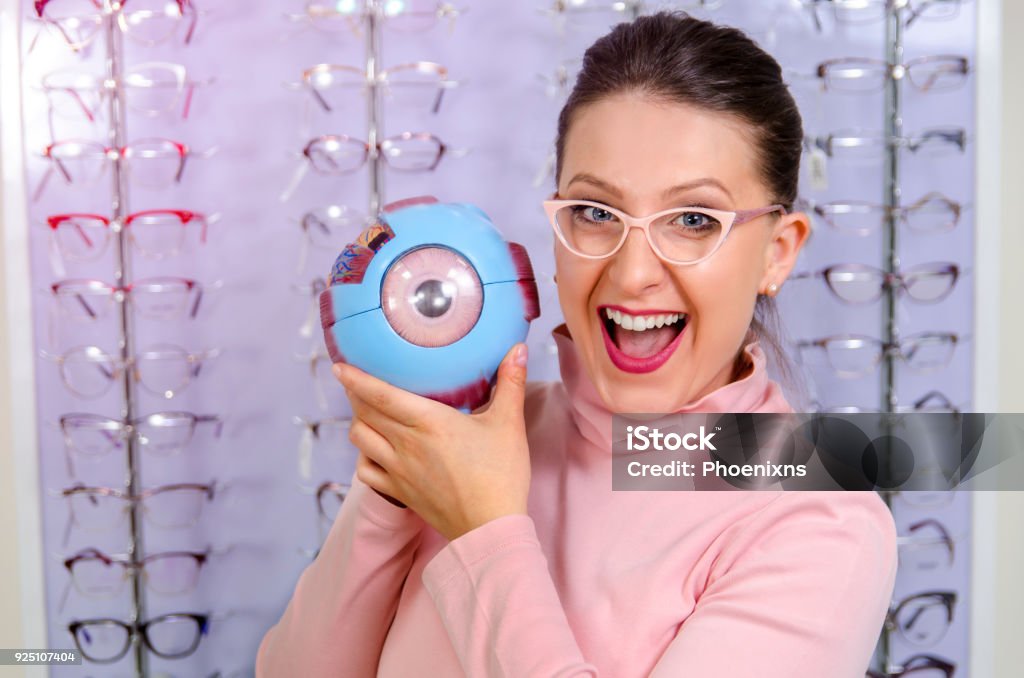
[605,226,669,296]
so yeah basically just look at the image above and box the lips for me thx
[598,305,688,374]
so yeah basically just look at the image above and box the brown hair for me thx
[554,11,806,405]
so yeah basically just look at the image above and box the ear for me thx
[760,210,811,295]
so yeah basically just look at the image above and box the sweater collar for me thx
[552,324,793,452]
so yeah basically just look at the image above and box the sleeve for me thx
[420,493,896,678]
[649,492,898,678]
[256,476,426,677]
[422,514,598,678]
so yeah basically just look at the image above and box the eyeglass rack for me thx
[876,4,903,672]
[881,4,903,416]
[877,3,969,675]
[101,5,149,676]
[364,2,385,216]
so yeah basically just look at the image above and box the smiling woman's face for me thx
[555,92,808,412]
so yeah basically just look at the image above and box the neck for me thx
[551,325,792,453]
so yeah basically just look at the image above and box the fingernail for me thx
[332,363,346,380]
[514,343,528,367]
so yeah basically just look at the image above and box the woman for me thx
[257,12,897,677]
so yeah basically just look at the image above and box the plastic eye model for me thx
[319,197,540,411]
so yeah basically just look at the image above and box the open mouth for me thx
[598,305,688,374]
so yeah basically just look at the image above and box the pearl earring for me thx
[766,282,778,296]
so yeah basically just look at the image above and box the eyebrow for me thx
[565,173,734,201]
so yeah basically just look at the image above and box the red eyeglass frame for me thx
[34,0,198,49]
[35,0,193,18]
[47,210,209,246]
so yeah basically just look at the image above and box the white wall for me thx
[0,3,46,675]
[976,0,1024,673]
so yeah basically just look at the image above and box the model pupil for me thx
[413,279,452,318]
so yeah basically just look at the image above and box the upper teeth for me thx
[605,308,685,331]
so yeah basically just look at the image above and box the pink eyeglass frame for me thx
[50,277,203,320]
[43,139,190,184]
[302,132,448,173]
[542,198,787,266]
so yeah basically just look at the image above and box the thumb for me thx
[490,343,529,418]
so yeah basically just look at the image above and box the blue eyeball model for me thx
[319,196,540,412]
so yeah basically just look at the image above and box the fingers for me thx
[355,453,398,500]
[333,362,435,428]
[489,343,528,419]
[348,416,398,472]
[346,390,411,444]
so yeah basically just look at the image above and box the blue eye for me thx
[673,211,718,231]
[571,205,616,224]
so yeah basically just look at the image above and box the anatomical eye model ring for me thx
[319,196,540,411]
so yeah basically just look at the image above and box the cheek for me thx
[554,248,592,313]
[682,255,761,336]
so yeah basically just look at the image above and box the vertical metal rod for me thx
[880,2,905,673]
[366,1,384,215]
[105,2,147,676]
[883,3,904,415]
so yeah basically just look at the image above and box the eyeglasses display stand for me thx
[102,13,148,678]
[783,1,975,675]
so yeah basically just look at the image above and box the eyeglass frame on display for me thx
[803,127,968,158]
[794,331,968,378]
[284,1,464,36]
[812,55,969,93]
[57,411,222,476]
[45,209,216,263]
[799,0,971,33]
[866,653,956,678]
[813,389,963,414]
[292,61,458,115]
[39,61,212,122]
[34,138,216,202]
[67,611,209,664]
[789,262,961,305]
[63,547,211,597]
[40,343,220,399]
[59,481,217,535]
[796,193,967,236]
[316,481,351,522]
[280,132,467,202]
[31,0,199,53]
[884,590,957,647]
[49,276,206,322]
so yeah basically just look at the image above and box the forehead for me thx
[560,93,762,202]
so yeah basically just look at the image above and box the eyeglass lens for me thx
[552,203,726,264]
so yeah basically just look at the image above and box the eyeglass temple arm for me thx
[310,87,332,113]
[908,518,955,556]
[189,284,203,319]
[184,3,198,44]
[183,82,196,119]
[73,292,99,319]
[175,153,187,183]
[734,204,787,224]
[432,85,446,115]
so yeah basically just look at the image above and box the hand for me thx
[334,344,531,542]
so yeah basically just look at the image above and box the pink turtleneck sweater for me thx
[257,329,897,677]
